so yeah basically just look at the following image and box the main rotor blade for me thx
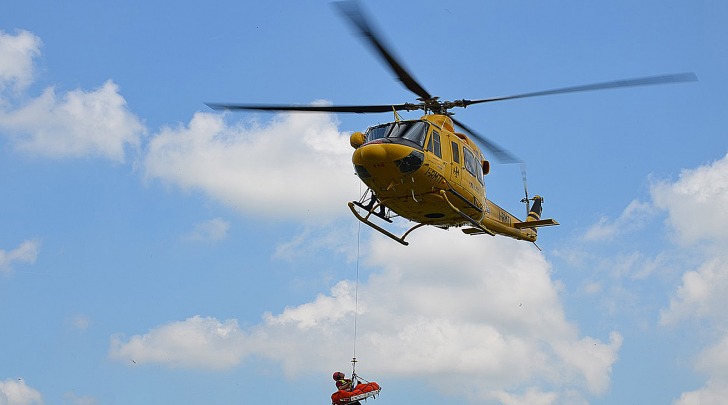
[450,117,521,164]
[463,72,698,106]
[333,0,433,101]
[206,102,420,114]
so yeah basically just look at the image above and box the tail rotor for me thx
[520,163,531,217]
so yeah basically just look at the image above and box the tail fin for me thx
[527,195,544,222]
[513,196,559,229]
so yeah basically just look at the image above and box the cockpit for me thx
[365,121,429,149]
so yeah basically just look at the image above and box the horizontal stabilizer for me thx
[513,218,559,229]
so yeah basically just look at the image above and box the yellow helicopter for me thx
[208,1,696,246]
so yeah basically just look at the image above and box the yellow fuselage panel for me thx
[423,114,455,132]
[352,141,412,165]
[352,141,484,226]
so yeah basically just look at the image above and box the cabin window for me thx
[451,141,460,163]
[463,146,479,178]
[427,131,441,158]
[476,150,485,185]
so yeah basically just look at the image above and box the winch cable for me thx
[352,186,363,380]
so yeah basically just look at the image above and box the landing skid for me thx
[348,188,496,245]
[348,202,425,246]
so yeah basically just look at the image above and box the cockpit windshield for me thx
[366,124,391,142]
[365,121,428,147]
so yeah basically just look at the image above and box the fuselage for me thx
[350,114,538,242]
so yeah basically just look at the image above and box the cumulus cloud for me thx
[582,199,653,242]
[109,315,249,370]
[0,81,144,162]
[144,110,357,220]
[649,153,728,403]
[674,333,728,405]
[0,239,40,273]
[0,30,41,93]
[651,152,728,246]
[492,387,559,405]
[273,219,359,261]
[675,381,728,405]
[0,30,144,162]
[655,154,728,327]
[694,334,728,382]
[111,230,620,403]
[659,257,728,327]
[0,379,43,405]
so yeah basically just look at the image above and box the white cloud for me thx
[675,381,728,405]
[694,333,728,381]
[655,154,728,327]
[0,239,40,273]
[0,379,43,405]
[582,199,653,242]
[492,387,560,405]
[651,152,728,246]
[183,217,230,241]
[109,315,249,370]
[0,30,41,93]
[0,81,144,162]
[0,30,144,162]
[659,256,728,327]
[273,219,360,261]
[648,153,728,403]
[674,333,728,405]
[144,110,358,221]
[111,230,620,403]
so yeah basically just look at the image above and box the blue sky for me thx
[1,1,727,404]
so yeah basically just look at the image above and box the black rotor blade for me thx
[463,72,698,106]
[206,102,420,114]
[333,0,433,101]
[450,117,521,164]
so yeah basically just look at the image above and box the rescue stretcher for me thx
[331,382,381,405]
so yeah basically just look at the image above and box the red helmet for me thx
[332,371,345,380]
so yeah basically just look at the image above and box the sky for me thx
[1,1,727,404]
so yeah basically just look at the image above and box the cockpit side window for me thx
[427,131,441,158]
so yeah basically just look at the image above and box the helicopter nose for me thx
[359,143,388,163]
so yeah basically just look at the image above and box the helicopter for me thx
[208,1,697,246]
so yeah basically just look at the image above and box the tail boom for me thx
[466,195,558,242]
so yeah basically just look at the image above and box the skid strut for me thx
[348,202,425,246]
